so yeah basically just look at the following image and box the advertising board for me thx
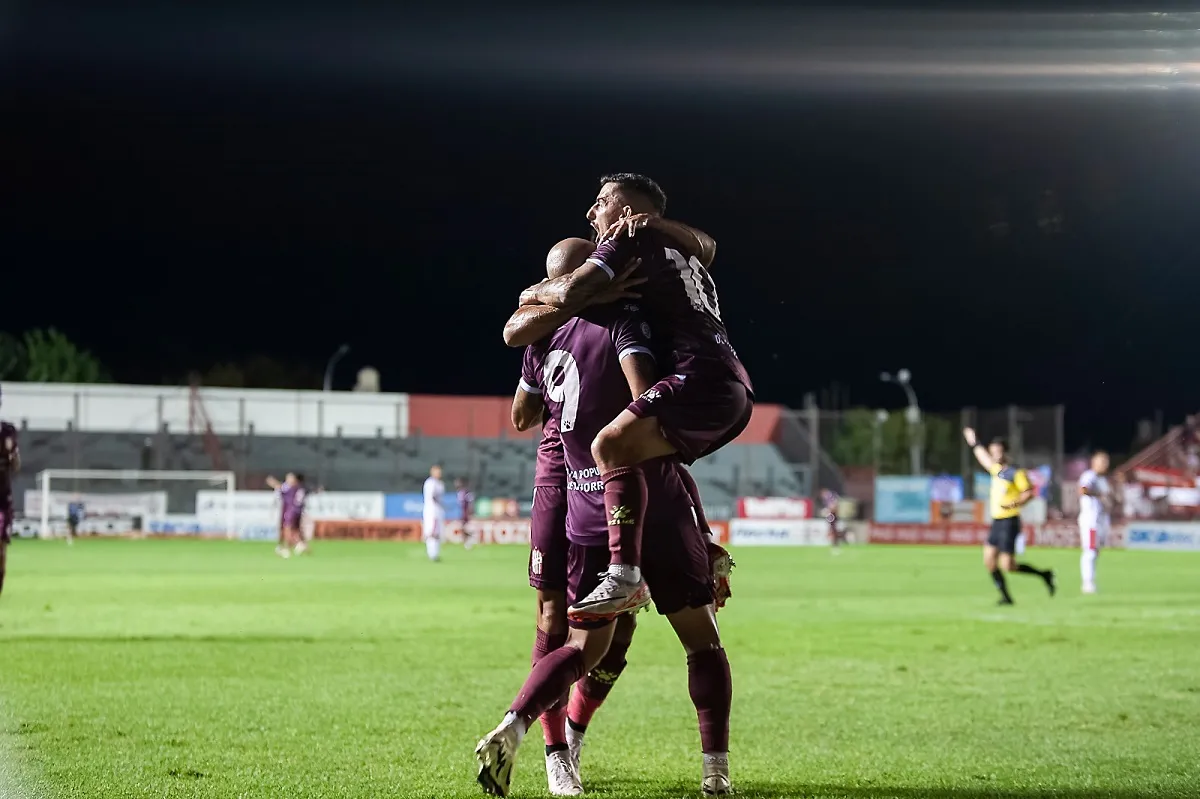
[729,519,829,546]
[874,477,932,523]
[735,497,813,519]
[314,518,531,545]
[1124,521,1200,551]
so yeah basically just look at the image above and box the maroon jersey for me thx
[533,414,566,488]
[521,303,691,546]
[458,488,474,520]
[587,229,752,393]
[278,483,307,527]
[0,422,17,503]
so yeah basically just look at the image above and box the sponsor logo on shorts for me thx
[530,548,544,575]
[607,505,634,526]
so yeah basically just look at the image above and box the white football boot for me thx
[475,716,524,797]
[701,753,732,796]
[544,750,583,796]
[567,572,650,622]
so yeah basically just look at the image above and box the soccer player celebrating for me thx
[457,478,477,550]
[821,488,847,553]
[964,428,1056,604]
[423,465,445,562]
[266,473,310,557]
[0,391,19,598]
[508,174,752,623]
[477,240,734,798]
[1078,450,1117,594]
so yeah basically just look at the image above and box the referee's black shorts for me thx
[987,516,1022,554]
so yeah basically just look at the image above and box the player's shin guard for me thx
[511,647,586,730]
[532,628,570,747]
[687,648,732,755]
[1016,562,1049,578]
[601,467,647,569]
[568,635,631,732]
[1081,548,1097,590]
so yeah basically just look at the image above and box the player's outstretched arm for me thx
[265,476,282,490]
[604,215,716,269]
[511,385,545,432]
[963,427,995,471]
[503,304,574,348]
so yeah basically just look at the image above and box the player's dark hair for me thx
[990,438,1008,452]
[294,473,305,482]
[600,173,667,214]
[1093,449,1109,457]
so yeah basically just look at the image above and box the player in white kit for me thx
[1078,451,1116,594]
[423,465,446,562]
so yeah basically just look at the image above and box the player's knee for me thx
[537,591,568,635]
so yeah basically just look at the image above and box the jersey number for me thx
[665,248,722,322]
[543,350,581,433]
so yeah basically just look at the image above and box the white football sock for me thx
[1081,549,1097,588]
[426,536,441,561]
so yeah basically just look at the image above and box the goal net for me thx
[29,469,237,539]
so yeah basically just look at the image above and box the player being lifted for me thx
[507,174,752,622]
[0,387,20,598]
[964,428,1056,604]
[266,473,310,557]
[1078,450,1118,594]
[423,465,446,562]
[477,238,735,797]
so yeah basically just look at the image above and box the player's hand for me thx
[600,213,653,244]
[963,427,978,447]
[3,437,11,452]
[589,259,646,305]
[519,280,547,307]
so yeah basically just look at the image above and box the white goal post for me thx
[34,469,237,539]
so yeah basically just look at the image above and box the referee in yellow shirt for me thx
[964,427,1056,605]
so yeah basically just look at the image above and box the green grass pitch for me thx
[1,539,1198,798]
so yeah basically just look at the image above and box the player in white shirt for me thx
[423,464,446,562]
[1078,451,1117,594]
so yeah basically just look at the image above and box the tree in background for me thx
[0,333,27,381]
[827,407,962,476]
[2,328,109,383]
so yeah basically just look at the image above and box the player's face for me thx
[988,443,1006,463]
[431,466,442,480]
[1092,453,1110,474]
[587,182,630,237]
[285,472,297,485]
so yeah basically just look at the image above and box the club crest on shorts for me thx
[639,387,661,402]
[530,548,544,575]
[608,505,634,526]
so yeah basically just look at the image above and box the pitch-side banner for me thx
[735,497,813,519]
[1124,521,1200,551]
[314,518,531,545]
[195,490,385,540]
[23,490,168,520]
[729,519,829,546]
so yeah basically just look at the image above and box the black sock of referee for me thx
[991,569,1013,603]
[1015,562,1049,578]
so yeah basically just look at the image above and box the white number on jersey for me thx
[543,350,582,432]
[665,248,723,323]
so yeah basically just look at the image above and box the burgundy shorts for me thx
[529,486,568,591]
[626,375,753,465]
[0,505,10,544]
[566,506,713,630]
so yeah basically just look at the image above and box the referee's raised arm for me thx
[963,427,997,472]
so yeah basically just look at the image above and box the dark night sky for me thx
[8,6,1200,451]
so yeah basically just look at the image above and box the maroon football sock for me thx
[601,467,647,567]
[677,467,711,534]
[511,646,587,729]
[568,635,632,728]
[532,627,570,710]
[687,648,732,754]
